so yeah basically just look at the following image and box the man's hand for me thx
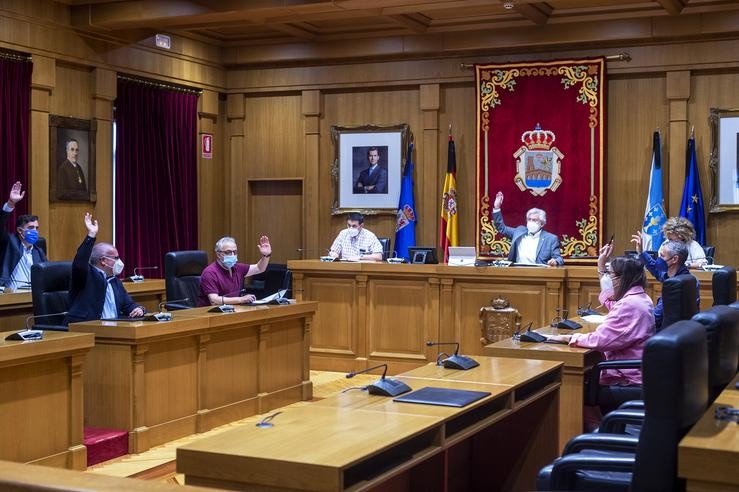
[257,235,271,257]
[329,251,339,259]
[240,294,256,304]
[493,191,503,209]
[365,185,375,192]
[84,212,99,238]
[630,231,643,253]
[129,307,144,317]
[7,181,25,208]
[547,259,558,267]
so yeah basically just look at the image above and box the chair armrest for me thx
[563,433,639,455]
[599,410,645,434]
[586,359,642,406]
[550,454,635,490]
[618,400,644,411]
[32,323,68,332]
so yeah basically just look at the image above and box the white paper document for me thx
[251,289,288,305]
[581,314,607,324]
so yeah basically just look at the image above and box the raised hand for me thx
[630,231,643,253]
[257,235,272,257]
[493,191,504,209]
[7,181,25,207]
[84,212,99,237]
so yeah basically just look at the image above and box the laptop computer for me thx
[447,246,476,266]
[251,289,289,305]
[393,386,490,407]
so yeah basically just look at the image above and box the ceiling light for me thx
[503,1,514,9]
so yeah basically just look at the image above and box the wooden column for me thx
[302,90,321,255]
[302,315,313,400]
[438,277,454,342]
[198,90,221,251]
[355,274,368,369]
[196,334,211,433]
[227,94,246,243]
[666,71,691,216]
[130,344,149,453]
[67,354,87,470]
[257,324,270,413]
[30,55,55,256]
[91,68,116,242]
[420,84,440,247]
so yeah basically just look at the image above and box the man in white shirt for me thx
[329,213,383,261]
[491,191,564,266]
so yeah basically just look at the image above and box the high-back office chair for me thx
[702,245,715,264]
[712,266,737,306]
[691,305,739,403]
[537,320,708,492]
[661,273,699,331]
[36,237,48,257]
[377,237,391,260]
[30,261,72,331]
[164,250,208,309]
[243,263,290,299]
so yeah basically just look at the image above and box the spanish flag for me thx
[440,134,458,263]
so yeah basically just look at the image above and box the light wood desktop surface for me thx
[679,377,739,492]
[0,330,94,470]
[178,356,563,492]
[70,301,316,454]
[483,320,602,451]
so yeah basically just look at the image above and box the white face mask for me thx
[348,227,360,238]
[111,259,125,276]
[600,273,614,292]
[526,221,541,234]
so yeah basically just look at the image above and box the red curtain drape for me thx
[0,56,32,221]
[114,80,198,278]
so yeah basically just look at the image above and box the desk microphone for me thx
[345,363,411,397]
[425,341,479,370]
[124,266,159,283]
[576,302,600,317]
[518,321,547,343]
[0,276,32,293]
[386,250,405,263]
[6,311,68,341]
[208,294,235,313]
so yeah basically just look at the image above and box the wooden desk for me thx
[70,302,316,453]
[0,279,166,332]
[678,378,739,492]
[0,330,94,469]
[289,260,567,373]
[483,323,602,451]
[177,356,562,492]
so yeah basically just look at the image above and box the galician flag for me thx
[394,141,416,261]
[440,133,458,263]
[642,130,667,251]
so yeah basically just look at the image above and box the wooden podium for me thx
[70,302,316,453]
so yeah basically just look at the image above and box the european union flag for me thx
[680,134,706,245]
[642,131,667,251]
[394,142,416,261]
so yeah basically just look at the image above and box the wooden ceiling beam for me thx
[386,14,429,33]
[268,23,318,40]
[655,0,685,15]
[513,2,553,25]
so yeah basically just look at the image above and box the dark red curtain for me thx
[114,80,198,278]
[0,57,32,220]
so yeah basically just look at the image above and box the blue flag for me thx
[680,135,706,245]
[642,131,667,251]
[394,142,416,261]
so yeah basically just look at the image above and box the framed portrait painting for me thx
[330,123,409,215]
[709,108,739,213]
[49,115,97,202]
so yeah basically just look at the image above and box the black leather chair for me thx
[30,261,72,331]
[243,263,291,299]
[660,273,699,331]
[378,237,391,260]
[691,305,739,403]
[712,266,737,306]
[537,320,708,491]
[36,236,47,257]
[164,250,208,309]
[702,245,715,264]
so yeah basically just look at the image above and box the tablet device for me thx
[393,387,490,407]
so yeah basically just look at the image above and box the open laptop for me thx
[252,289,289,305]
[447,246,476,266]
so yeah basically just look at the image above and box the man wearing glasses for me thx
[197,235,272,306]
[64,213,144,325]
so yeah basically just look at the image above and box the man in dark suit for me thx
[57,138,88,200]
[491,191,564,266]
[0,182,47,290]
[64,212,144,325]
[354,147,388,194]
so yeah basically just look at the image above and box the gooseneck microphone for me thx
[125,266,159,283]
[6,311,68,341]
[158,297,190,312]
[425,341,479,370]
[345,363,411,397]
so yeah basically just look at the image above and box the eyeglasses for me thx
[218,250,238,255]
[104,255,120,261]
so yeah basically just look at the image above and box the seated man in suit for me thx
[329,212,383,261]
[354,147,388,194]
[0,181,47,290]
[64,213,144,325]
[491,191,564,266]
[197,235,272,307]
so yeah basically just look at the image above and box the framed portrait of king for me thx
[709,108,739,212]
[49,115,97,202]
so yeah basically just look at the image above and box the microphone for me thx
[518,321,547,343]
[576,302,600,317]
[208,294,235,313]
[0,276,32,293]
[296,248,336,262]
[158,297,190,312]
[345,363,411,397]
[425,341,479,370]
[124,266,159,283]
[6,311,68,341]
[386,250,405,263]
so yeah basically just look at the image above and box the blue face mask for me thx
[22,228,39,245]
[222,254,237,269]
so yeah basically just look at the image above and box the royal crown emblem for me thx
[513,123,564,196]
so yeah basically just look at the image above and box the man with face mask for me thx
[0,182,48,290]
[491,191,564,266]
[197,235,272,307]
[329,212,383,261]
[631,234,698,329]
[64,213,144,325]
